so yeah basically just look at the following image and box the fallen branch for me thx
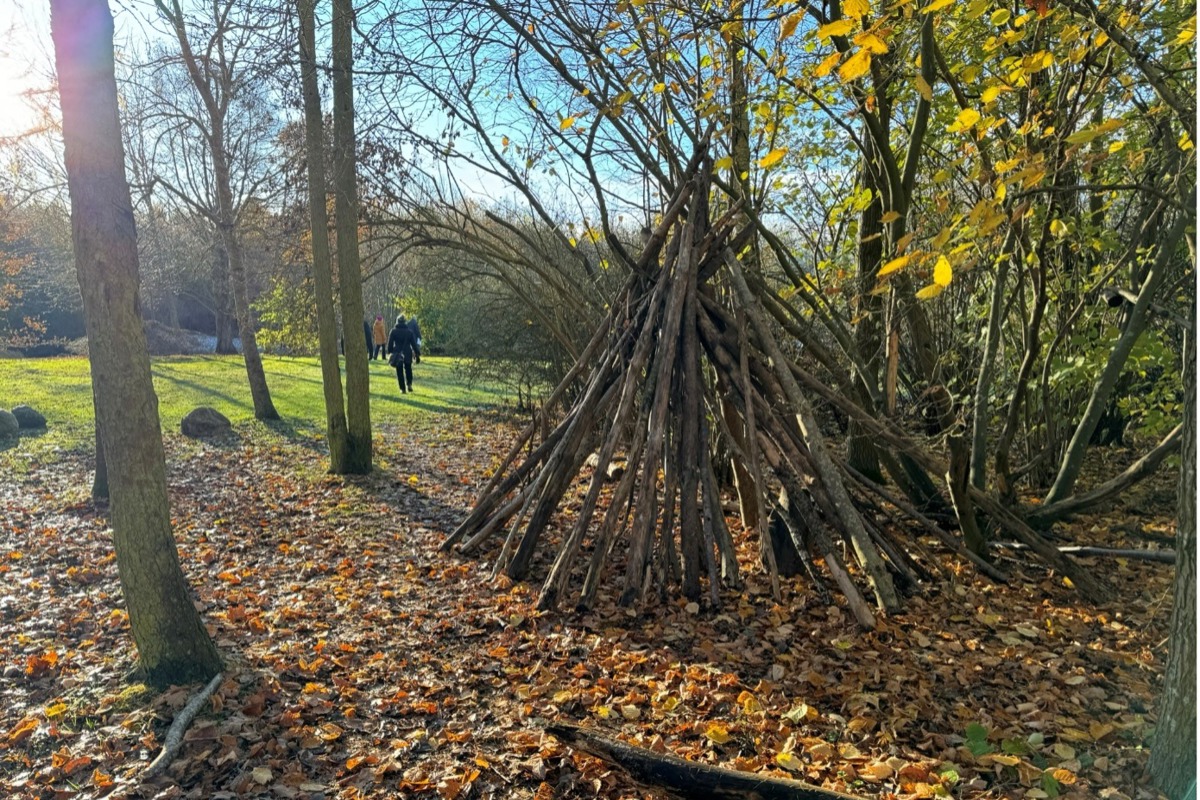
[991,543,1175,564]
[142,672,223,781]
[1027,424,1182,526]
[545,722,861,800]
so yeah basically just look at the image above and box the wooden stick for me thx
[991,543,1176,564]
[545,722,862,800]
[142,672,223,781]
[842,463,1009,584]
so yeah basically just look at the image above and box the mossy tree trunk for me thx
[51,0,221,687]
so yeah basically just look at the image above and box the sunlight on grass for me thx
[0,355,510,467]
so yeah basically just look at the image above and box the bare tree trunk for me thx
[1148,324,1195,800]
[213,166,278,420]
[969,230,1015,489]
[723,42,762,526]
[52,0,221,686]
[298,0,349,472]
[164,0,278,419]
[848,132,885,482]
[332,0,372,472]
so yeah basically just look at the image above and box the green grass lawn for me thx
[0,354,509,460]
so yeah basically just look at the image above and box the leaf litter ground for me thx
[0,416,1179,800]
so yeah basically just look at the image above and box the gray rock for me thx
[181,406,233,438]
[0,409,18,437]
[11,405,46,429]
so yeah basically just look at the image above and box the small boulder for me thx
[181,407,232,439]
[0,409,18,437]
[12,405,47,429]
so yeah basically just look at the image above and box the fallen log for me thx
[991,543,1175,564]
[545,722,861,800]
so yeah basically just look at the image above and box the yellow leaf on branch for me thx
[878,255,910,276]
[779,12,803,40]
[853,31,888,54]
[816,19,856,39]
[843,0,871,19]
[981,84,1009,104]
[947,108,981,133]
[933,255,952,287]
[813,51,842,78]
[838,48,872,82]
[915,75,933,101]
[757,147,788,168]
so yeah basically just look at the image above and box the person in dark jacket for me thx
[387,314,418,393]
[362,319,372,355]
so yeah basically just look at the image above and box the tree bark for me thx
[332,0,372,472]
[723,44,763,530]
[91,385,108,502]
[968,230,1014,489]
[298,0,350,473]
[213,158,278,420]
[1148,323,1195,800]
[212,243,236,354]
[51,0,221,686]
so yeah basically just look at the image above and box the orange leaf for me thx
[62,756,93,775]
[6,717,38,744]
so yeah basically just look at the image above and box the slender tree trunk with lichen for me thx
[51,0,221,686]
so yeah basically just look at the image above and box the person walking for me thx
[362,319,372,356]
[387,314,418,393]
[371,315,387,360]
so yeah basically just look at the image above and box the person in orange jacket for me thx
[371,315,387,360]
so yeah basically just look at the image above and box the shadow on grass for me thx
[152,367,250,413]
[261,416,327,453]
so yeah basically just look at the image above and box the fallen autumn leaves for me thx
[0,415,1177,799]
